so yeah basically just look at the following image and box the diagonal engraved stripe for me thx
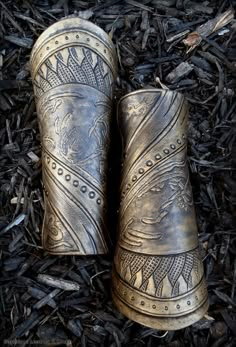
[44,165,93,253]
[121,93,184,187]
[43,146,105,199]
[44,158,107,252]
[120,144,186,217]
[125,91,165,152]
[122,94,184,180]
[45,196,86,253]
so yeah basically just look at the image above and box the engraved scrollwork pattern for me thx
[112,90,208,328]
[31,18,116,254]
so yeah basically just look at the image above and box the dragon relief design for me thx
[54,101,111,166]
[33,42,114,187]
[54,100,110,184]
[140,174,193,225]
[121,95,157,120]
[38,96,63,151]
[120,170,193,247]
[115,247,204,298]
[39,93,111,184]
[35,46,113,177]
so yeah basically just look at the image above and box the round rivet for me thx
[46,46,49,50]
[58,168,63,175]
[104,49,107,53]
[164,149,169,154]
[139,168,144,174]
[96,42,99,46]
[165,306,168,310]
[76,34,79,39]
[89,191,95,199]
[45,191,48,196]
[141,301,145,306]
[81,186,87,193]
[65,36,69,40]
[146,160,153,167]
[176,304,180,309]
[177,139,181,144]
[155,154,161,160]
[65,174,71,181]
[187,301,191,305]
[170,144,176,149]
[47,157,50,164]
[97,198,101,205]
[52,162,56,169]
[55,40,58,44]
[152,305,156,309]
[87,38,90,42]
[131,296,135,301]
[132,176,137,182]
[73,180,79,187]
[182,134,185,139]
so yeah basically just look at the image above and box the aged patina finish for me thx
[112,89,209,330]
[30,17,117,254]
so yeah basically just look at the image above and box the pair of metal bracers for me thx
[30,17,208,330]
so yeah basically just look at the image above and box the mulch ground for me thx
[0,0,235,346]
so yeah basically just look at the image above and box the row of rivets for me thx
[40,34,112,62]
[122,135,186,197]
[121,290,197,311]
[44,155,101,205]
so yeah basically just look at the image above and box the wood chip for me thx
[166,61,194,84]
[37,274,81,291]
[4,35,33,48]
[183,9,235,52]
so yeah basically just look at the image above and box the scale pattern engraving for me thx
[34,47,113,99]
[115,247,203,298]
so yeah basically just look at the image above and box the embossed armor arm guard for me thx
[30,18,117,254]
[112,89,209,330]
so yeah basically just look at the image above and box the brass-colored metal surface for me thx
[30,17,117,255]
[112,89,209,330]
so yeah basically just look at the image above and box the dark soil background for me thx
[0,0,236,346]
